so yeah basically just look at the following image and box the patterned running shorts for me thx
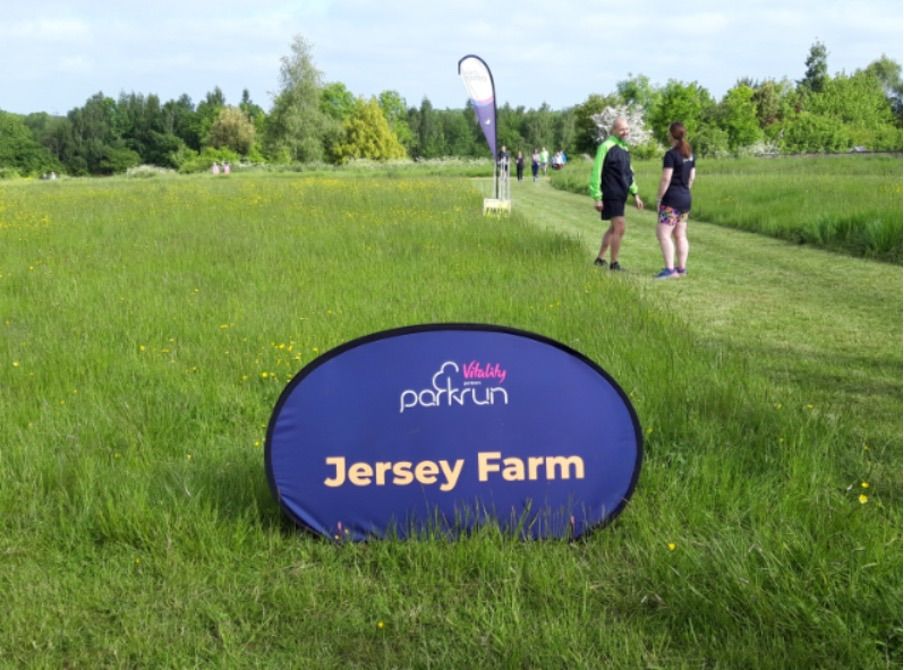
[658,205,689,227]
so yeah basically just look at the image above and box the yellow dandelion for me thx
[860,481,870,489]
[260,371,270,379]
[858,494,869,505]
[667,542,677,551]
[12,360,20,368]
[253,439,261,448]
[139,345,146,352]
[377,621,385,630]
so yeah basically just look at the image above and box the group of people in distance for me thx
[590,117,695,279]
[498,146,568,183]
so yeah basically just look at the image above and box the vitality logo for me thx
[399,361,509,413]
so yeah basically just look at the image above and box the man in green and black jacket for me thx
[588,117,644,270]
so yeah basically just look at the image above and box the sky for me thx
[1,0,902,116]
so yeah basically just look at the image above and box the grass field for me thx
[550,154,903,262]
[1,172,900,667]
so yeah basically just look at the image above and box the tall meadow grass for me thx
[551,154,903,261]
[0,173,899,667]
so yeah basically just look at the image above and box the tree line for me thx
[1,37,900,178]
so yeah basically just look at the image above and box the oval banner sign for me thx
[265,324,642,540]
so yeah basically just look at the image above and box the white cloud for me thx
[57,55,93,74]
[1,18,91,42]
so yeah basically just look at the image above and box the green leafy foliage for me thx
[206,106,256,156]
[332,97,407,163]
[0,111,60,176]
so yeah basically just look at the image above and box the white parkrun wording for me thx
[398,361,508,413]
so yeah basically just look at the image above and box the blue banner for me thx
[266,324,642,541]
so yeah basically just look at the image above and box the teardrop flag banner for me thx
[458,54,497,157]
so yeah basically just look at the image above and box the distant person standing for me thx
[540,147,549,175]
[515,151,525,181]
[531,149,540,182]
[497,145,510,179]
[588,117,643,271]
[654,122,696,279]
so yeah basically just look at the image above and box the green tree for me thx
[800,40,829,93]
[553,108,577,155]
[195,87,226,148]
[378,90,414,151]
[864,55,903,123]
[647,80,716,143]
[497,103,525,155]
[265,35,331,162]
[439,109,476,156]
[206,106,256,156]
[523,103,555,150]
[804,69,898,149]
[116,92,185,167]
[240,89,266,145]
[65,92,123,174]
[332,97,407,163]
[320,82,357,122]
[0,111,61,175]
[718,83,763,150]
[163,94,202,150]
[616,73,660,112]
[412,98,444,158]
[780,111,848,152]
[751,79,794,131]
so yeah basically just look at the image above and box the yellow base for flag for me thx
[483,198,511,216]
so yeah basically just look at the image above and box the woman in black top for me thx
[654,122,696,279]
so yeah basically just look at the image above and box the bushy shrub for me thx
[125,164,177,178]
[780,112,850,153]
[177,147,241,174]
[694,124,731,157]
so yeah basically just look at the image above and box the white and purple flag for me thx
[458,55,497,157]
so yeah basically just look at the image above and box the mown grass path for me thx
[508,176,902,444]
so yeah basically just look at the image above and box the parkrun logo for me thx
[399,361,509,413]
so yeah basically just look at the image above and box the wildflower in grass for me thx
[260,371,270,379]
[12,361,20,368]
[254,439,261,449]
[377,621,385,630]
[667,542,677,551]
[861,481,870,489]
[139,345,146,352]
[859,494,869,504]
